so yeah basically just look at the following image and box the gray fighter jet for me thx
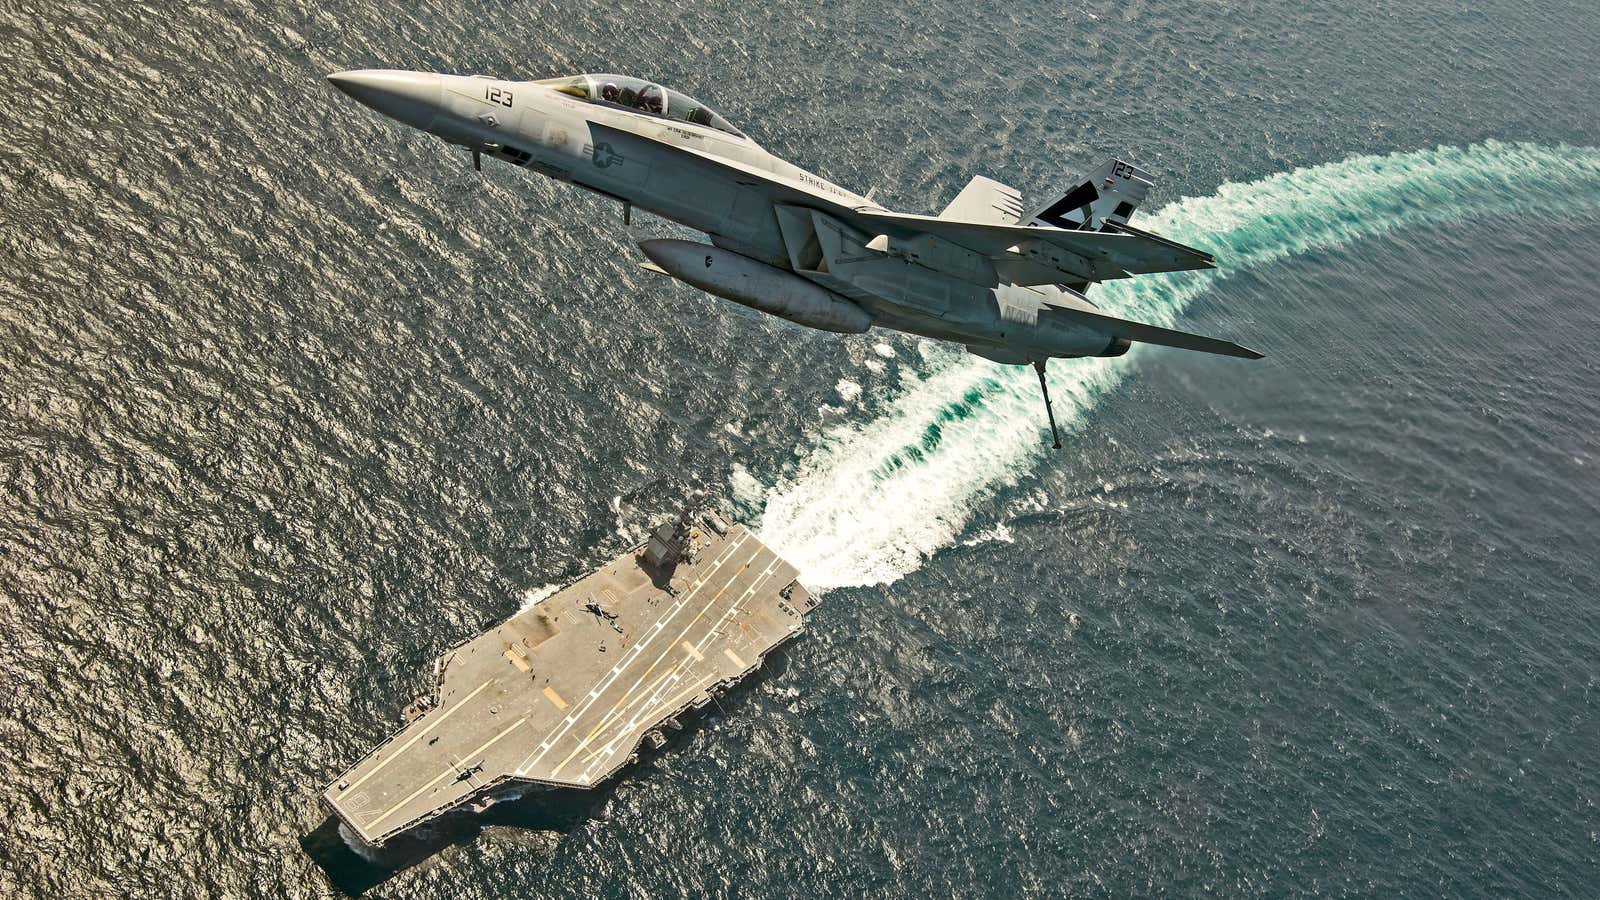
[328,69,1262,446]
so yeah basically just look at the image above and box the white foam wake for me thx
[737,142,1600,591]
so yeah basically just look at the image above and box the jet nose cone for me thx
[326,69,442,131]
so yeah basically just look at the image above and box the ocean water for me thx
[1,1,1597,897]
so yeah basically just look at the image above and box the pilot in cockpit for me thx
[593,78,664,116]
[636,85,664,115]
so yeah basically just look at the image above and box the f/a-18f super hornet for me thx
[327,69,1262,446]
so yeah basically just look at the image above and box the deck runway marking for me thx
[548,555,757,776]
[338,680,493,796]
[577,682,706,771]
[528,539,751,762]
[688,560,783,657]
[722,648,746,669]
[576,649,707,770]
[575,559,785,779]
[556,554,758,749]
[542,687,568,710]
[576,667,685,758]
[556,554,781,777]
[513,533,753,775]
[367,717,529,829]
[681,641,704,661]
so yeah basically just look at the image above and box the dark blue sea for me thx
[2,1,1597,896]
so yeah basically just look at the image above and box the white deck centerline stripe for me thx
[550,548,770,776]
[576,558,786,778]
[339,680,494,796]
[366,717,530,830]
[513,532,754,774]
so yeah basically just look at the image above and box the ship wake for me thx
[736,141,1600,591]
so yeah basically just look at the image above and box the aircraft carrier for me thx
[324,507,817,845]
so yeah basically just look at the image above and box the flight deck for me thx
[324,509,816,845]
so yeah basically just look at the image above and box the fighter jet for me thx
[327,69,1262,447]
[449,756,486,786]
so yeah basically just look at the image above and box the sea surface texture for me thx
[1,1,1597,896]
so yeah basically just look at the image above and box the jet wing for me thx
[856,210,1216,281]
[587,123,1213,287]
[586,122,870,219]
[1040,293,1263,359]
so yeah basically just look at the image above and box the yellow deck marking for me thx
[512,533,752,775]
[551,560,761,772]
[504,650,531,673]
[542,686,568,710]
[574,662,696,770]
[572,559,786,779]
[577,667,683,765]
[680,640,704,661]
[339,680,493,796]
[549,560,753,776]
[576,682,709,773]
[367,717,529,830]
[722,648,747,669]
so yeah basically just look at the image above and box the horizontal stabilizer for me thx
[1041,295,1263,359]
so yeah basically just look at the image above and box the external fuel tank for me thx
[638,239,872,334]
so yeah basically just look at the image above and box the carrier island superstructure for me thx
[324,508,817,845]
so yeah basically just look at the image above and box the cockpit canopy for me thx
[536,74,742,137]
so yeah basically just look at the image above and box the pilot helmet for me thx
[601,82,620,102]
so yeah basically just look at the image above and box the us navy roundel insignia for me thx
[591,142,624,169]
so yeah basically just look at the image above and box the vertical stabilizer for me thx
[938,175,1025,225]
[1022,159,1154,232]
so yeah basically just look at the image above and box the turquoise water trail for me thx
[744,142,1600,591]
